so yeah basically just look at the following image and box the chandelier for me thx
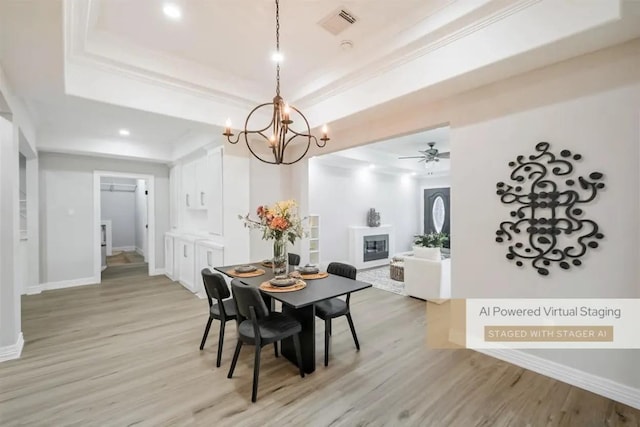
[223,0,329,165]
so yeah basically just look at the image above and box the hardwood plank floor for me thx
[1,266,638,426]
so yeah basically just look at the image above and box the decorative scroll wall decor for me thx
[495,142,605,276]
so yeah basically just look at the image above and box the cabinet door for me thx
[178,240,195,291]
[194,157,210,210]
[165,236,175,279]
[195,244,224,296]
[182,161,196,209]
[169,165,181,229]
[207,150,223,235]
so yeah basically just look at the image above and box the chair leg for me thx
[273,341,279,358]
[324,319,331,367]
[216,321,226,367]
[346,313,360,350]
[293,334,305,378]
[251,345,262,403]
[199,317,213,350]
[227,340,243,379]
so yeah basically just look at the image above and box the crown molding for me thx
[293,0,541,108]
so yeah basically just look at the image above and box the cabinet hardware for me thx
[183,245,187,258]
[207,251,212,266]
[186,194,190,207]
[200,192,205,206]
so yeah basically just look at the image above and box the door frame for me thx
[93,170,155,283]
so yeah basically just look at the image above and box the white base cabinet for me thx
[175,236,197,292]
[166,232,224,298]
[195,241,224,296]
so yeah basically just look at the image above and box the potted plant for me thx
[412,232,448,260]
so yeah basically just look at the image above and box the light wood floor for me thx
[1,265,638,426]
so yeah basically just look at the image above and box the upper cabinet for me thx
[182,160,198,209]
[182,153,222,212]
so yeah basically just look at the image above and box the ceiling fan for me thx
[398,142,450,165]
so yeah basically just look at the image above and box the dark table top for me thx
[215,263,372,309]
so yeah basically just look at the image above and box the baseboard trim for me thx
[26,285,43,295]
[150,268,165,276]
[112,246,136,252]
[0,333,24,363]
[135,247,145,257]
[477,348,640,410]
[40,276,98,292]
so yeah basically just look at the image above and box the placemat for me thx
[226,268,266,278]
[259,280,307,293]
[299,272,329,280]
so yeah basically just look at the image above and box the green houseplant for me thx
[413,232,448,248]
[412,232,448,260]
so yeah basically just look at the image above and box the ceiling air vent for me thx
[318,7,358,36]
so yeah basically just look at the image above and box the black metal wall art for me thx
[495,142,605,276]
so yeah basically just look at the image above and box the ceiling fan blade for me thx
[398,156,426,159]
[438,152,451,159]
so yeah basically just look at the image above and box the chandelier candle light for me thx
[223,0,330,165]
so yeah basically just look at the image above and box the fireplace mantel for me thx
[348,225,395,270]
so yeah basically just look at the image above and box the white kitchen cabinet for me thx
[195,240,224,297]
[181,154,222,213]
[182,160,197,209]
[175,236,197,292]
[164,234,175,280]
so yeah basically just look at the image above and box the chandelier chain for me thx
[275,0,280,97]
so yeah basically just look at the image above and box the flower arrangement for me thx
[239,199,306,244]
[413,232,449,248]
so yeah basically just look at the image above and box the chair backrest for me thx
[201,269,231,305]
[327,262,357,280]
[288,252,301,266]
[231,279,269,320]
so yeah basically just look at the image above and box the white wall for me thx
[308,161,420,263]
[248,157,290,262]
[324,39,640,402]
[100,177,136,249]
[39,153,169,284]
[451,76,640,390]
[0,116,20,351]
[134,179,147,256]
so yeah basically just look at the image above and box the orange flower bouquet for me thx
[240,199,306,244]
[240,200,306,274]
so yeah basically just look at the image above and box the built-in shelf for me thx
[308,214,320,265]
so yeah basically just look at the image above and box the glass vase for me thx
[272,237,288,276]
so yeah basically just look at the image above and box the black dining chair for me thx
[315,262,360,366]
[227,279,305,402]
[199,269,237,367]
[288,252,301,267]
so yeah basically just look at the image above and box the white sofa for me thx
[404,247,451,302]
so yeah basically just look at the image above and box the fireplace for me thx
[363,234,389,262]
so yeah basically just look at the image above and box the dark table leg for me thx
[281,304,315,374]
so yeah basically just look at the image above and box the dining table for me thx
[215,262,372,374]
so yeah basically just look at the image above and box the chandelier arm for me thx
[244,102,277,133]
[281,136,313,165]
[225,129,248,145]
[242,132,277,165]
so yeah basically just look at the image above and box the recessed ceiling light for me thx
[163,3,182,20]
[369,164,376,169]
[271,52,284,62]
[411,172,417,176]
[119,129,130,136]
